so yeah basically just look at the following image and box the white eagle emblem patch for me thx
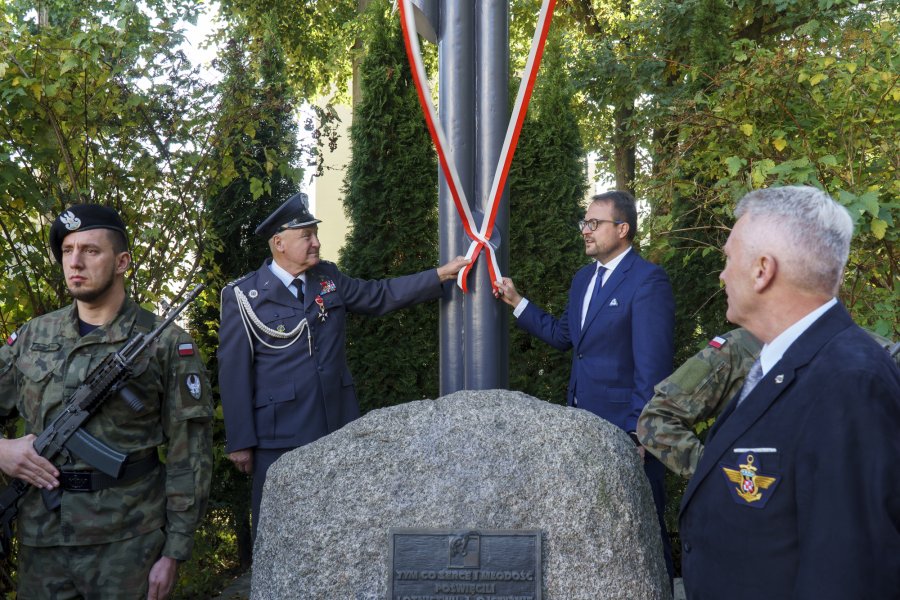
[185,374,202,399]
[60,210,82,231]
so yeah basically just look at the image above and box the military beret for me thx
[49,204,129,263]
[255,192,321,239]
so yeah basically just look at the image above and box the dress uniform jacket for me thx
[679,303,900,599]
[0,298,214,560]
[218,259,444,454]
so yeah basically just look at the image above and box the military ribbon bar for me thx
[398,0,557,292]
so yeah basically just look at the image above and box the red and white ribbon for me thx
[398,0,557,292]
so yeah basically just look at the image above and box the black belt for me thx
[59,452,160,493]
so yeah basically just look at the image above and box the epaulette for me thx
[708,335,728,349]
[226,272,254,287]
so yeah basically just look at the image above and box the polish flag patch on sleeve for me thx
[177,342,195,357]
[6,331,17,346]
[708,336,728,349]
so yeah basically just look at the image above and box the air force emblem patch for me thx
[721,453,779,508]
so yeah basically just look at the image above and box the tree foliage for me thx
[554,0,900,354]
[0,0,215,334]
[217,0,358,100]
[645,1,899,344]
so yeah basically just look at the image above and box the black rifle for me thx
[0,284,204,555]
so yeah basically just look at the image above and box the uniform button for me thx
[317,366,323,372]
[578,353,583,359]
[682,541,692,553]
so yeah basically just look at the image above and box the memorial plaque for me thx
[389,528,542,600]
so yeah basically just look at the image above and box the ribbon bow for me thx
[398,0,557,292]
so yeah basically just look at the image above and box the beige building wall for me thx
[309,103,353,263]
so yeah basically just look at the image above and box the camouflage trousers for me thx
[18,528,165,599]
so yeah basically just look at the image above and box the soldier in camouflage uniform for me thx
[636,328,761,478]
[638,327,898,478]
[0,205,213,599]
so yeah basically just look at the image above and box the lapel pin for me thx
[774,374,784,384]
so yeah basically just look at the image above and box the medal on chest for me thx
[314,278,336,323]
[314,295,328,323]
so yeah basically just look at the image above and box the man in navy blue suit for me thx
[679,186,900,599]
[218,193,469,539]
[495,190,676,580]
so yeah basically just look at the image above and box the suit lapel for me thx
[680,303,855,512]
[303,268,321,309]
[256,261,303,310]
[570,265,592,342]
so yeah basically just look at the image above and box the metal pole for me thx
[466,0,508,389]
[437,1,474,395]
[425,0,509,393]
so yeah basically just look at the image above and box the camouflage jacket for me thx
[0,298,213,560]
[637,326,899,478]
[636,328,762,478]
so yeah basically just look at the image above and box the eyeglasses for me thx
[578,218,624,232]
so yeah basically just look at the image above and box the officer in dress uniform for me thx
[217,193,468,539]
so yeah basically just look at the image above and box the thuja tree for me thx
[338,0,440,412]
[507,30,590,405]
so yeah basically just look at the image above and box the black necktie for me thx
[292,278,304,303]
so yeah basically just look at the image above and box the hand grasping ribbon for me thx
[398,0,557,293]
